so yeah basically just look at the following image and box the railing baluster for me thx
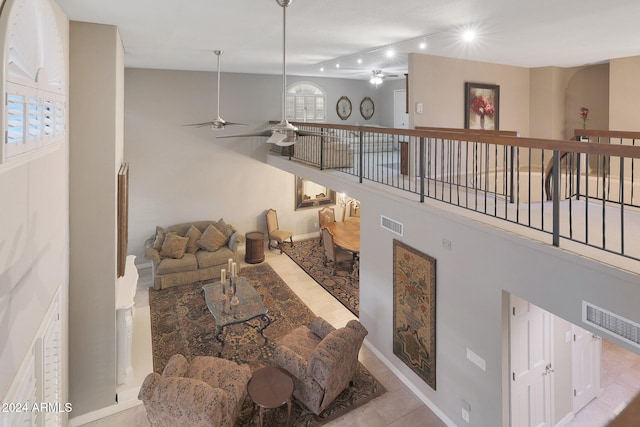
[553,150,560,247]
[420,137,425,203]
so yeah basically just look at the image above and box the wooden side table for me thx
[247,366,294,427]
[245,231,265,264]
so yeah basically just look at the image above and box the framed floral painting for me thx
[464,82,500,130]
[393,240,436,389]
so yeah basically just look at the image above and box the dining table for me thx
[321,217,360,276]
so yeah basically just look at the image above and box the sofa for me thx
[144,219,243,290]
[138,354,251,427]
[294,135,354,168]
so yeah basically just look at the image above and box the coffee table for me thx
[247,366,294,427]
[202,277,271,356]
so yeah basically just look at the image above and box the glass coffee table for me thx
[202,277,271,356]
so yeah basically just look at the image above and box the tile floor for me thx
[80,248,639,426]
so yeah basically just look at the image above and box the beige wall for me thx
[610,56,640,131]
[68,21,124,417]
[564,64,610,136]
[408,53,531,136]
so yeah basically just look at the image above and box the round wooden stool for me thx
[245,231,265,264]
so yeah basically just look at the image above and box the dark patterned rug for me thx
[149,262,384,426]
[281,237,359,316]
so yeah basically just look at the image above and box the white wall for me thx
[0,0,70,410]
[124,69,385,260]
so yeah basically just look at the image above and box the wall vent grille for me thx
[582,301,640,349]
[381,215,403,236]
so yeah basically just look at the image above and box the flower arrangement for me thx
[470,95,495,129]
[580,107,589,129]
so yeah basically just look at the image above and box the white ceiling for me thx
[55,0,640,81]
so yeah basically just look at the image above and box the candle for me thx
[231,262,237,277]
[221,268,226,283]
[228,258,233,273]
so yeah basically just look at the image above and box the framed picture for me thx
[464,82,499,130]
[117,162,129,278]
[294,176,336,210]
[393,240,436,389]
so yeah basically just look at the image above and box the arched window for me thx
[286,82,326,122]
[2,0,66,162]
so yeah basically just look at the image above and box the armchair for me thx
[138,354,251,427]
[273,317,368,415]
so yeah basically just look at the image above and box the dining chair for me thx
[318,206,336,246]
[266,208,293,254]
[348,200,361,218]
[321,227,353,275]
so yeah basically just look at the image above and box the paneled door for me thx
[510,295,553,427]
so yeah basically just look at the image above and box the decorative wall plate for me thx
[360,97,374,120]
[336,96,352,120]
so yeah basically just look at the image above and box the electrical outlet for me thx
[314,222,318,228]
[462,408,470,423]
[461,400,471,423]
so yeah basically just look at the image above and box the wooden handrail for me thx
[415,126,519,137]
[575,129,640,139]
[289,122,640,160]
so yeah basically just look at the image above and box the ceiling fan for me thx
[184,50,245,129]
[218,0,325,146]
[370,69,398,86]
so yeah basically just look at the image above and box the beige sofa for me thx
[294,135,354,168]
[144,219,243,290]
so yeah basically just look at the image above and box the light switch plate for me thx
[467,348,486,371]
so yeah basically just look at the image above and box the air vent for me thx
[583,301,640,349]
[381,215,404,236]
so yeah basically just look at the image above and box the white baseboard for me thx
[68,387,142,427]
[362,339,456,427]
[555,411,575,427]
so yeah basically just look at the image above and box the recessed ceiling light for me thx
[386,49,394,58]
[463,30,476,42]
[320,66,324,72]
[419,38,427,49]
[335,63,340,68]
[357,58,362,64]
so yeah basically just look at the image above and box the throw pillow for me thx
[185,225,202,254]
[152,226,168,250]
[215,218,235,245]
[197,224,227,252]
[159,233,189,259]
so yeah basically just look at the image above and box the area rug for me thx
[281,237,359,316]
[149,262,384,426]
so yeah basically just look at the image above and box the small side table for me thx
[245,232,265,264]
[247,366,294,427]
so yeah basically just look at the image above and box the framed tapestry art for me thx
[464,82,500,130]
[393,240,436,389]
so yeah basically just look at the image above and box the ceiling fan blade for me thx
[216,129,273,139]
[267,131,288,145]
[297,129,325,137]
[183,122,216,127]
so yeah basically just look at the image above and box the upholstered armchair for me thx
[138,354,251,427]
[273,317,368,415]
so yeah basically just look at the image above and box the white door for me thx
[394,89,408,130]
[572,325,602,413]
[510,295,553,427]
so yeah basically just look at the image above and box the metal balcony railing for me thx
[284,123,640,261]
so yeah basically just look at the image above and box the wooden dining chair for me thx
[318,207,336,246]
[321,227,353,275]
